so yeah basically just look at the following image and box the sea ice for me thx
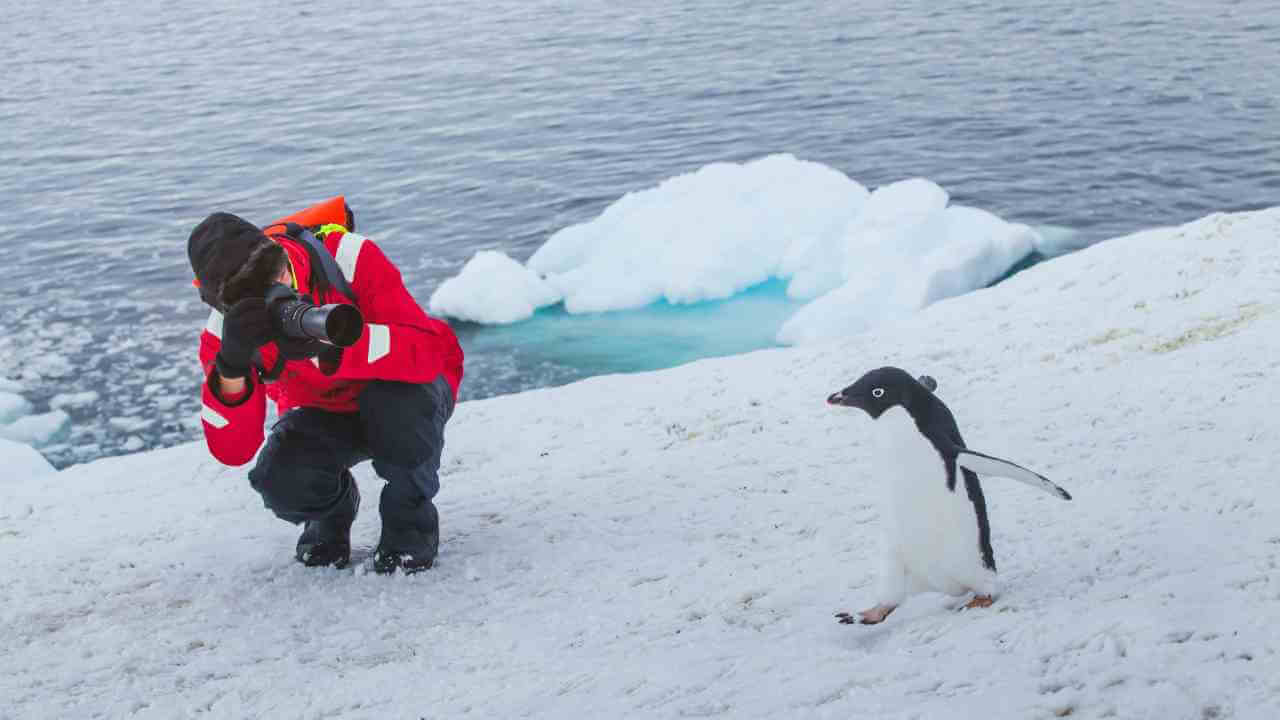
[429,250,561,324]
[0,392,32,425]
[526,154,868,313]
[0,410,70,447]
[108,416,154,434]
[777,203,1038,344]
[49,391,101,410]
[0,436,55,478]
[432,155,1047,345]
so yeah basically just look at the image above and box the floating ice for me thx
[49,391,101,410]
[0,377,24,393]
[429,250,561,324]
[526,154,868,312]
[0,392,31,425]
[777,203,1038,344]
[0,436,55,478]
[0,410,71,448]
[433,154,1047,346]
[108,416,155,434]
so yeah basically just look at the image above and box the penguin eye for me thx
[871,388,885,399]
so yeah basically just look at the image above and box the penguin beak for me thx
[827,391,861,409]
[830,390,873,416]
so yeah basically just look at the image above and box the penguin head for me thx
[827,366,922,419]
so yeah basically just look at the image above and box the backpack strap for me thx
[250,220,358,384]
[296,225,358,301]
[264,222,358,302]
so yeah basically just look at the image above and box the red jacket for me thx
[198,230,464,466]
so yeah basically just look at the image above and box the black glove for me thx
[216,297,274,379]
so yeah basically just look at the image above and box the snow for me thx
[3,207,1280,718]
[428,250,561,324]
[432,155,1048,348]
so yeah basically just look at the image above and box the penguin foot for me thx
[963,595,994,610]
[836,605,896,625]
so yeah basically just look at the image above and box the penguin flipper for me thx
[956,450,1072,500]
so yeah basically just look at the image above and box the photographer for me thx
[188,209,464,574]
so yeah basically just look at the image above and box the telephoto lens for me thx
[264,284,365,347]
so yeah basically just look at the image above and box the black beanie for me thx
[188,212,269,307]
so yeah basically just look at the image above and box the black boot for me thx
[295,474,360,569]
[374,495,439,575]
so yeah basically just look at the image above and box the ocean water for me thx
[2,0,1277,467]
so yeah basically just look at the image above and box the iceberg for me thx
[0,409,71,448]
[0,382,61,473]
[0,391,31,425]
[432,154,1054,350]
[0,436,56,478]
[525,154,868,312]
[429,250,561,324]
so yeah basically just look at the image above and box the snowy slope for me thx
[3,209,1279,719]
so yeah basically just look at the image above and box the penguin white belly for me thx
[873,408,994,597]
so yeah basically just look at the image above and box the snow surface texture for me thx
[429,154,1047,345]
[4,208,1280,718]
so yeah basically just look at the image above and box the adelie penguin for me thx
[827,367,1071,625]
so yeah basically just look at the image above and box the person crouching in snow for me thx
[187,210,464,574]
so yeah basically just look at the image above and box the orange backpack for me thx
[263,196,359,301]
[263,195,355,236]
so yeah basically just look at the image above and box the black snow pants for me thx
[247,377,454,543]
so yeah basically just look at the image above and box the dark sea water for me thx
[2,0,1277,467]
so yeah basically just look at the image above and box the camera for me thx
[263,284,364,348]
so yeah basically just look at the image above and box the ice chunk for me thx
[527,154,868,313]
[909,206,1038,307]
[23,353,75,379]
[0,410,70,448]
[429,251,561,324]
[0,392,32,424]
[0,436,55,478]
[1033,224,1091,256]
[777,203,1040,345]
[49,391,101,410]
[107,416,154,434]
[433,155,1042,346]
[0,377,23,393]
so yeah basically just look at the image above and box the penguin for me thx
[826,367,1071,625]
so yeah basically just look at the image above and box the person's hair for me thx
[218,241,287,307]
